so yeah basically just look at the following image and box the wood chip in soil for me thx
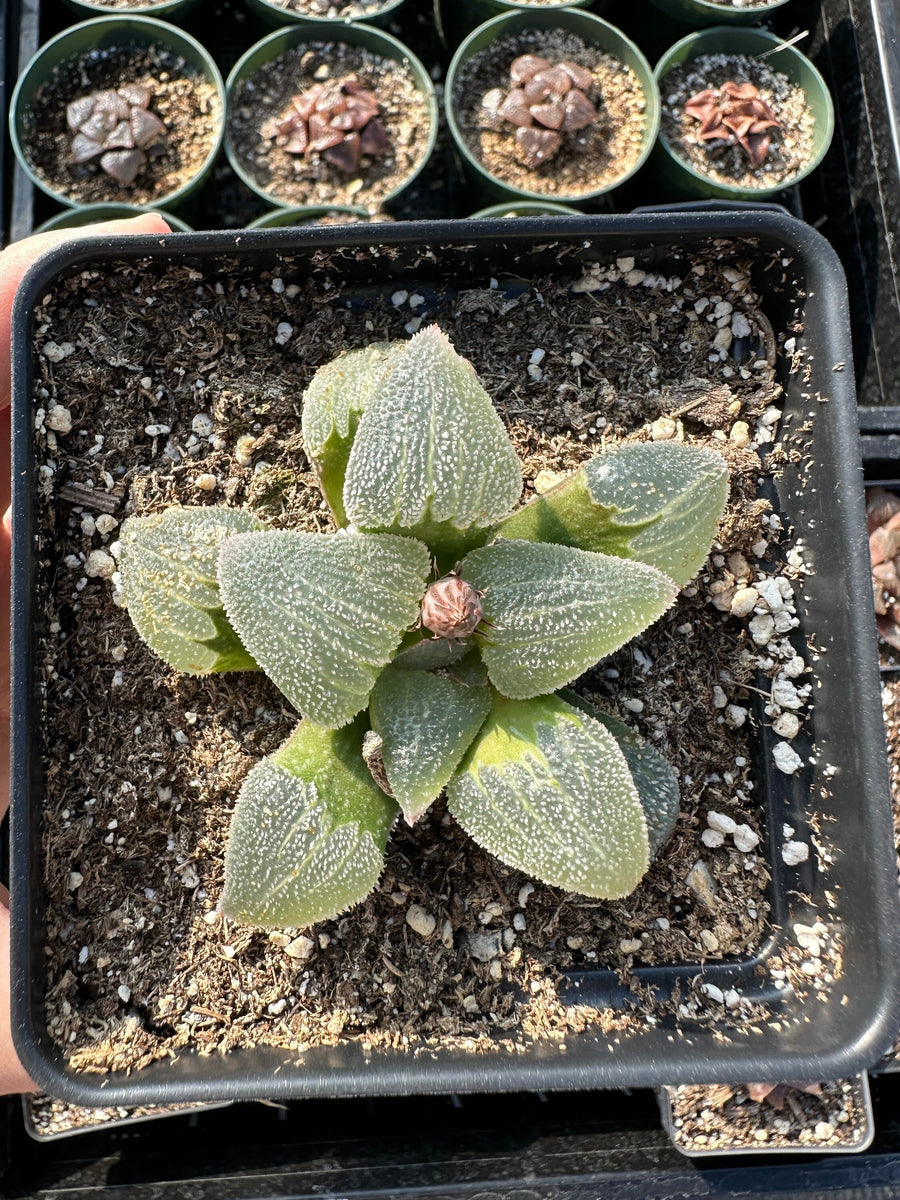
[227,43,431,210]
[451,30,648,199]
[659,55,816,190]
[30,239,810,1077]
[665,1077,871,1153]
[22,45,221,207]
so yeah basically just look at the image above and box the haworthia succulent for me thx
[557,689,680,859]
[370,664,492,824]
[342,325,522,561]
[118,506,265,674]
[301,342,399,526]
[221,716,398,928]
[218,529,431,728]
[462,539,678,699]
[446,692,649,898]
[494,442,728,587]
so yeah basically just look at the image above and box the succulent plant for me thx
[67,85,166,186]
[119,324,728,928]
[684,81,780,167]
[481,55,599,170]
[866,486,900,648]
[260,78,390,175]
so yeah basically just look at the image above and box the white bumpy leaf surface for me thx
[463,540,678,699]
[221,758,386,927]
[370,664,492,824]
[301,342,397,455]
[584,442,728,587]
[447,694,649,898]
[218,530,430,727]
[342,325,522,537]
[119,506,264,673]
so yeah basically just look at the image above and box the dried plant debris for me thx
[68,85,166,187]
[661,54,815,189]
[665,1076,871,1153]
[260,78,390,175]
[454,30,647,197]
[229,43,431,209]
[24,45,220,206]
[29,240,819,1075]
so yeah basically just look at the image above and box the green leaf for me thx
[342,325,522,561]
[557,690,679,859]
[370,664,492,824]
[301,342,399,526]
[218,529,430,727]
[119,506,265,674]
[462,540,677,699]
[221,716,398,928]
[390,630,474,671]
[446,692,649,898]
[494,442,728,587]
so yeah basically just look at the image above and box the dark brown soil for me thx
[22,45,221,206]
[227,43,432,211]
[665,1077,872,1153]
[451,29,648,199]
[659,55,816,191]
[30,239,802,1076]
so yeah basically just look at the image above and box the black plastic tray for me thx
[9,211,900,1107]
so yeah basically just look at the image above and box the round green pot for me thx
[653,26,835,200]
[244,0,405,29]
[9,16,225,211]
[60,0,199,19]
[648,0,793,26]
[470,201,581,217]
[36,202,193,232]
[437,0,597,52]
[446,9,660,205]
[225,23,438,211]
[247,204,371,227]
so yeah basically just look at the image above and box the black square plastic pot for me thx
[9,213,900,1107]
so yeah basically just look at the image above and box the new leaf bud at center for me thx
[421,572,484,640]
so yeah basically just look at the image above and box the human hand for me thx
[0,214,171,1094]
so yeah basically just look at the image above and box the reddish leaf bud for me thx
[420,572,484,641]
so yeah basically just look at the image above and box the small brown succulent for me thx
[867,487,900,649]
[67,85,166,186]
[684,80,780,167]
[420,570,485,642]
[480,54,599,170]
[744,1081,824,1109]
[260,77,390,174]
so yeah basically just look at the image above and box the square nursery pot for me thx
[9,213,900,1107]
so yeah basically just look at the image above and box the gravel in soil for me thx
[30,238,810,1076]
[665,1077,871,1153]
[22,46,221,207]
[26,1093,224,1138]
[228,43,432,211]
[263,0,396,14]
[659,55,816,190]
[451,30,648,199]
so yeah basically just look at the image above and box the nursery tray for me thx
[9,211,900,1107]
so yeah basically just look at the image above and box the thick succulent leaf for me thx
[218,529,430,727]
[222,716,398,927]
[119,506,264,674]
[494,442,728,587]
[342,325,522,561]
[446,692,649,898]
[557,689,679,858]
[391,630,474,671]
[301,342,399,526]
[370,664,492,824]
[462,540,677,699]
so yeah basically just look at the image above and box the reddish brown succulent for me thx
[260,77,390,174]
[745,1081,824,1109]
[867,487,900,649]
[684,80,780,167]
[67,85,166,186]
[420,570,485,642]
[480,54,599,170]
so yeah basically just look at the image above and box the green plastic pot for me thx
[470,201,581,217]
[9,16,225,211]
[246,204,371,227]
[244,0,405,29]
[36,203,193,232]
[436,0,598,52]
[446,9,659,205]
[648,0,793,26]
[653,26,835,200]
[60,0,199,19]
[225,23,437,211]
